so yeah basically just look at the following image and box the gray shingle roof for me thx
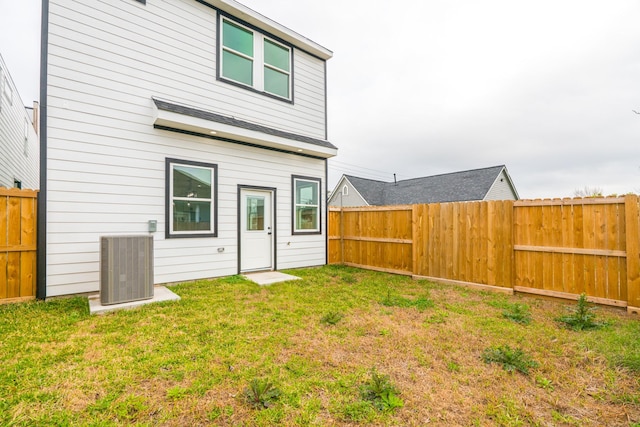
[345,165,509,205]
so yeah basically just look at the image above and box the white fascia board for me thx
[202,0,333,60]
[154,108,337,159]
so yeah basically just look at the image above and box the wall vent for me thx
[100,235,154,305]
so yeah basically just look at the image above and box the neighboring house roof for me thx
[333,165,518,206]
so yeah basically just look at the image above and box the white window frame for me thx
[219,16,292,100]
[342,185,349,196]
[166,158,218,238]
[292,176,321,234]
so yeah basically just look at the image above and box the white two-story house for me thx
[0,53,39,190]
[39,0,336,297]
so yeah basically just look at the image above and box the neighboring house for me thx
[0,53,39,190]
[329,165,518,207]
[39,0,336,298]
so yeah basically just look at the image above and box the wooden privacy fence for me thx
[328,195,640,314]
[0,187,38,303]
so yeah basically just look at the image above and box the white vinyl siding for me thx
[45,0,330,296]
[47,0,325,139]
[485,170,518,201]
[0,55,39,190]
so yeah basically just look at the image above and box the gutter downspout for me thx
[36,0,49,300]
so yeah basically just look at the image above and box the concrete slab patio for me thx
[242,271,302,286]
[88,285,181,315]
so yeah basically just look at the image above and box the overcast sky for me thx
[2,0,639,198]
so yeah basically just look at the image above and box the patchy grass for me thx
[0,265,638,426]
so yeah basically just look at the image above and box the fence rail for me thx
[329,195,640,315]
[0,187,38,304]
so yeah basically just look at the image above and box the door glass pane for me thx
[246,196,265,231]
[173,166,212,198]
[173,200,211,231]
[222,51,253,85]
[264,39,289,71]
[223,20,253,56]
[264,67,289,98]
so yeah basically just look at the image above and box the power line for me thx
[328,159,412,182]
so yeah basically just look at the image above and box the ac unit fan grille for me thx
[100,235,154,305]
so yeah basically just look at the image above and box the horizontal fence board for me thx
[344,262,411,276]
[514,286,627,307]
[515,197,625,206]
[514,245,626,257]
[334,236,412,244]
[414,275,514,294]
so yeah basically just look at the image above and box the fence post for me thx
[340,206,344,264]
[412,204,418,276]
[625,194,640,315]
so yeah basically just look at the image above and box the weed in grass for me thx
[243,378,281,409]
[502,303,532,325]
[447,361,461,373]
[320,311,344,325]
[556,293,606,331]
[535,376,554,390]
[359,368,404,412]
[481,345,539,375]
[166,386,188,400]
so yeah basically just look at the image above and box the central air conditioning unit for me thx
[100,235,154,305]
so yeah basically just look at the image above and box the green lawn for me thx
[1,265,638,426]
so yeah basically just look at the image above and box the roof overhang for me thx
[198,0,332,60]
[152,99,337,159]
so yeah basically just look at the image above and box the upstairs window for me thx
[220,17,292,100]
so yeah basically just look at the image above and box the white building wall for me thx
[45,0,330,296]
[328,178,368,207]
[485,170,518,200]
[0,54,39,190]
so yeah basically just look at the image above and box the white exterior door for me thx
[240,189,273,272]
